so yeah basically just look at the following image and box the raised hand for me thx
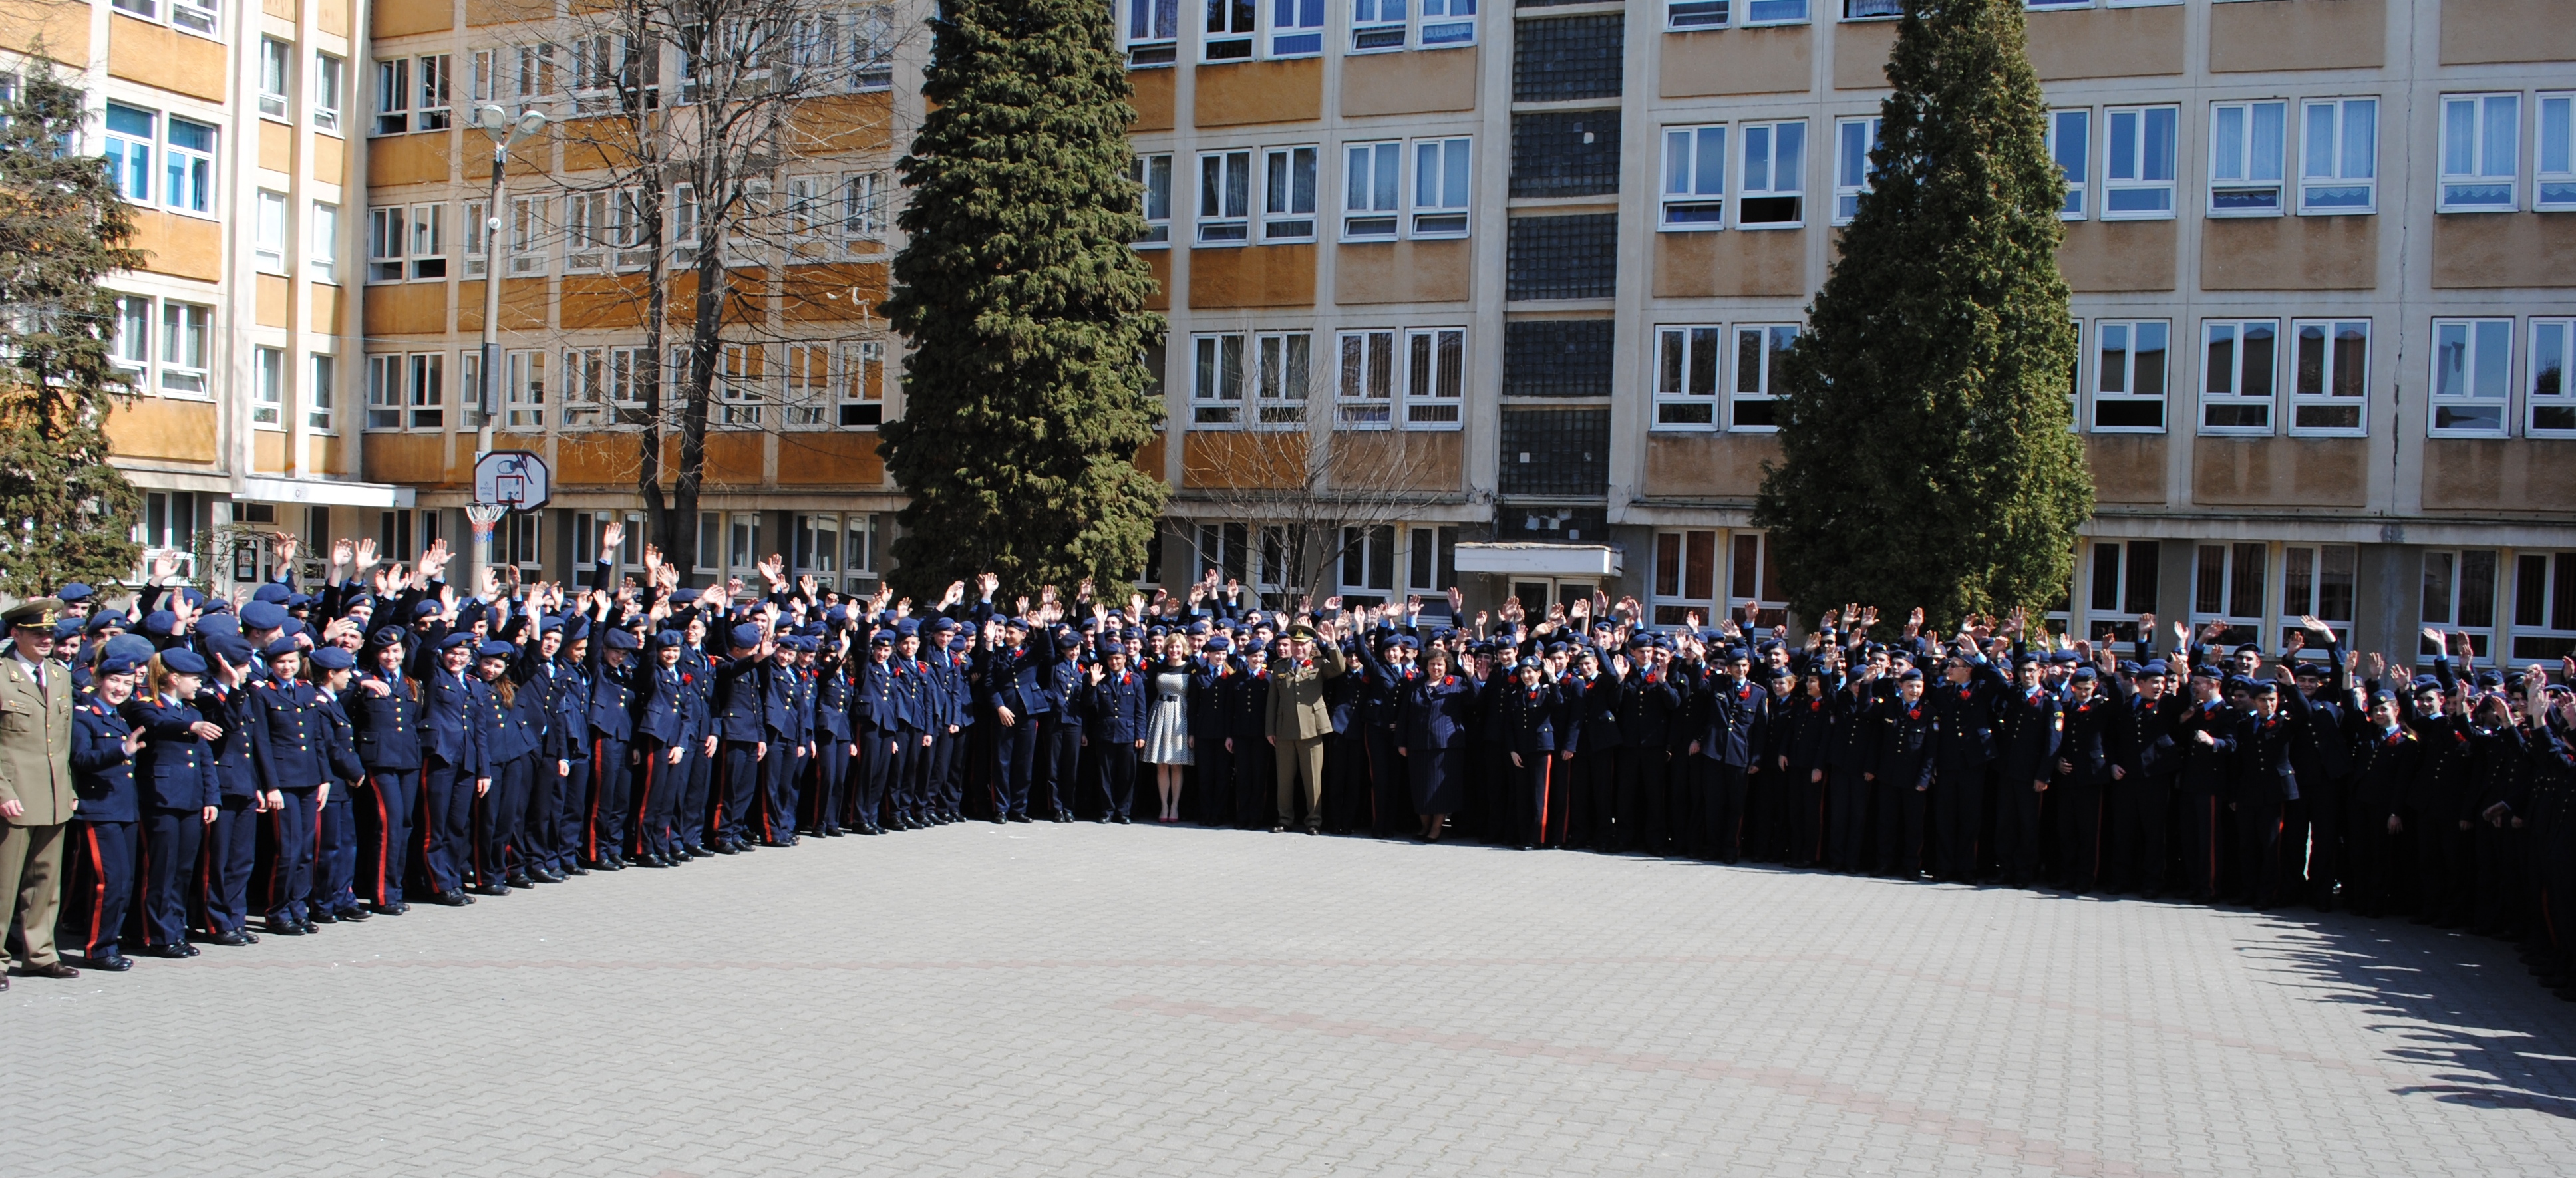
[273,532,299,567]
[355,537,379,569]
[1447,586,1464,615]
[2368,651,2386,681]
[599,519,625,555]
[331,539,355,569]
[977,571,999,599]
[799,573,818,599]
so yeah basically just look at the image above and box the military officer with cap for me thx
[1,599,79,983]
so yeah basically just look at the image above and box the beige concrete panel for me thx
[1182,431,1304,489]
[2057,218,2176,293]
[2431,214,2576,289]
[107,398,220,465]
[2422,439,2576,512]
[781,262,891,324]
[259,121,295,175]
[2440,0,2576,66]
[700,433,766,488]
[555,432,666,488]
[2191,437,2368,508]
[1331,431,1462,494]
[1335,239,1472,305]
[253,430,290,474]
[1641,434,1778,500]
[307,434,349,476]
[367,132,454,188]
[2085,434,2166,506]
[789,94,896,155]
[308,285,343,335]
[559,273,653,331]
[1,2,91,62]
[1130,67,1175,132]
[362,433,456,488]
[1661,29,1812,98]
[130,210,225,283]
[1652,230,1808,299]
[2025,6,2184,80]
[255,275,291,328]
[313,134,348,183]
[373,0,454,37]
[1833,19,1898,90]
[466,0,550,26]
[2199,216,2378,291]
[2209,0,2384,73]
[1142,249,1171,311]
[263,0,296,20]
[776,432,887,486]
[560,119,641,173]
[1342,46,1478,117]
[1188,244,1317,309]
[108,15,228,102]
[1194,57,1323,128]
[317,0,349,36]
[454,278,549,333]
[361,281,450,338]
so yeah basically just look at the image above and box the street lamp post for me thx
[469,104,548,579]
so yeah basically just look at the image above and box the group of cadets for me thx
[10,534,2575,1005]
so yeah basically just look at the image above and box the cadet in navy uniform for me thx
[633,630,693,861]
[1185,634,1233,827]
[1084,641,1149,823]
[1696,647,1768,865]
[196,633,265,943]
[1398,645,1478,842]
[979,616,1051,824]
[305,646,371,922]
[415,633,489,907]
[244,642,331,934]
[803,627,855,836]
[511,618,571,885]
[890,625,935,827]
[1929,643,2008,883]
[1990,652,2062,888]
[709,623,771,853]
[1557,649,1620,852]
[2105,653,2183,898]
[1495,657,1559,849]
[852,629,905,833]
[128,649,219,955]
[1611,638,1682,855]
[544,619,594,877]
[2344,686,2422,917]
[348,629,424,913]
[1869,669,1938,878]
[64,655,146,969]
[758,633,807,845]
[1037,629,1088,822]
[2175,664,2245,904]
[471,639,538,896]
[671,606,719,857]
[584,626,641,869]
[1824,659,1889,873]
[2050,660,2129,894]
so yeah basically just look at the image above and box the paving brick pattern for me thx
[7,825,2574,1177]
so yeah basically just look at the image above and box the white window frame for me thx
[1204,0,1257,62]
[406,202,446,280]
[1737,120,1806,229]
[307,353,337,432]
[367,205,406,282]
[1744,0,1809,27]
[1261,145,1319,243]
[2088,319,2168,433]
[405,351,446,430]
[1254,330,1311,426]
[2509,551,2576,663]
[514,43,556,106]
[508,195,546,276]
[1337,328,1396,428]
[414,53,453,132]
[503,348,546,430]
[2190,541,2272,648]
[365,355,402,430]
[784,341,833,428]
[2287,318,2369,438]
[840,339,887,428]
[1727,531,1787,627]
[103,103,156,205]
[456,352,484,432]
[609,345,653,425]
[562,347,605,428]
[2103,104,2178,220]
[1132,154,1172,247]
[2207,100,2287,217]
[163,114,216,216]
[462,198,490,278]
[1652,324,1723,432]
[169,0,217,37]
[1124,0,1181,66]
[841,171,888,251]
[258,37,292,120]
[718,342,765,428]
[565,191,608,273]
[252,346,286,428]
[1197,148,1253,244]
[2419,548,2501,663]
[2299,97,2376,215]
[1420,0,1478,47]
[1338,524,1398,601]
[1402,326,1465,430]
[110,295,151,384]
[373,57,410,136]
[1351,0,1409,52]
[2198,318,2279,436]
[1730,323,1796,432]
[470,47,500,105]
[2528,317,2575,438]
[1648,529,1720,627]
[2537,92,2576,212]
[310,201,339,281]
[311,52,343,133]
[1832,116,1880,225]
[253,190,289,274]
[1192,331,1246,426]
[2050,108,2089,220]
[1410,136,1471,238]
[158,301,211,398]
[1273,0,1329,57]
[1667,0,1728,29]
[2428,317,2513,438]
[2277,543,2358,652]
[1341,140,1402,241]
[2439,92,2521,214]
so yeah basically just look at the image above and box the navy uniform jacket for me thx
[1698,675,1768,768]
[197,682,260,802]
[347,671,424,772]
[126,695,220,811]
[2119,687,2186,781]
[2348,724,2421,826]
[763,659,806,744]
[1563,671,1622,756]
[1495,680,1559,758]
[1219,659,1267,744]
[2466,721,2529,817]
[637,662,691,746]
[856,657,909,738]
[2058,689,2130,786]
[1995,682,2063,788]
[1186,655,1231,742]
[2406,712,2477,822]
[1400,672,1479,752]
[319,693,366,784]
[709,655,769,744]
[420,666,486,773]
[246,677,335,792]
[977,641,1052,719]
[1826,680,1884,775]
[1615,664,1683,750]
[2175,698,2245,796]
[1929,659,2009,772]
[1778,692,1836,772]
[1351,640,1411,734]
[70,700,140,822]
[478,674,542,764]
[813,660,854,743]
[1869,694,1937,791]
[587,655,637,744]
[1086,666,1150,744]
[1041,638,1088,727]
[2231,690,2307,805]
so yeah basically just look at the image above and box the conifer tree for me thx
[880,0,1168,596]
[1752,0,2090,627]
[0,63,146,595]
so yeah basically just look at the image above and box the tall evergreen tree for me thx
[881,0,1167,596]
[0,63,146,596]
[1752,0,2090,627]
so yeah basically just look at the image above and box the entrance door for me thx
[1509,579,1599,612]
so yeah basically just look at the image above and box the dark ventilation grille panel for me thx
[1510,110,1623,198]
[1498,407,1611,498]
[1513,15,1625,102]
[1502,320,1615,398]
[1506,214,1619,301]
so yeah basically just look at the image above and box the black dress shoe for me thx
[307,909,339,925]
[565,862,591,876]
[713,840,742,854]
[202,928,250,946]
[1054,811,1073,823]
[472,882,511,897]
[635,853,668,867]
[334,906,372,922]
[429,889,472,907]
[1112,813,1132,825]
[18,960,80,979]
[295,919,319,935]
[507,873,536,889]
[148,943,196,959]
[265,919,307,936]
[1008,813,1033,823]
[89,953,134,972]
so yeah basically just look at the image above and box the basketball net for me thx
[466,502,510,546]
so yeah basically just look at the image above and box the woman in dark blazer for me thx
[347,629,424,913]
[128,649,220,957]
[1398,645,1479,841]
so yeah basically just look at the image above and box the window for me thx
[2530,318,2575,436]
[2192,542,2269,647]
[1206,0,1256,61]
[415,55,452,132]
[252,347,285,427]
[719,343,764,426]
[1343,140,1402,239]
[1846,0,1902,16]
[374,59,410,136]
[1198,149,1251,243]
[1738,121,1804,227]
[1412,136,1471,236]
[784,342,832,426]
[609,346,652,424]
[794,514,844,585]
[1422,0,1477,47]
[1728,532,1785,628]
[846,513,880,583]
[1406,525,1458,597]
[502,349,546,429]
[852,7,897,90]
[158,303,210,396]
[1728,324,1796,430]
[1353,0,1407,51]
[2430,317,2513,436]
[259,39,291,120]
[1337,329,1395,426]
[1262,146,1317,241]
[103,104,154,203]
[1255,331,1310,425]
[408,353,446,429]
[508,195,546,275]
[2440,93,2519,212]
[2421,549,2499,661]
[140,492,198,561]
[2084,540,2160,643]
[110,295,150,381]
[2050,108,2089,218]
[462,199,490,278]
[1130,154,1172,246]
[367,206,405,283]
[456,351,485,432]
[311,202,339,281]
[2089,320,2168,432]
[841,172,887,249]
[1192,332,1245,425]
[1745,0,1808,25]
[1404,327,1464,428]
[366,355,401,430]
[2104,105,2177,218]
[2300,97,2375,214]
[840,340,887,427]
[1649,530,1719,626]
[1667,0,1728,29]
[164,116,214,214]
[1833,116,1880,225]
[2289,319,2368,436]
[2207,100,2286,216]
[254,191,288,273]
[2511,552,2576,661]
[1653,325,1722,429]
[2199,319,2277,434]
[2538,92,2576,212]
[407,203,446,279]
[515,43,557,104]
[562,347,604,427]
[565,192,609,273]
[1126,0,1180,65]
[1275,0,1327,55]
[2279,543,2356,651]
[1333,525,1394,601]
[311,53,343,133]
[110,0,156,17]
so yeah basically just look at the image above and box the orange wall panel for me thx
[776,432,887,486]
[362,432,457,487]
[701,432,766,487]
[368,132,454,188]
[108,398,221,466]
[253,430,291,474]
[374,0,454,37]
[456,278,551,332]
[259,121,295,175]
[309,285,345,335]
[1194,58,1323,128]
[1186,244,1315,309]
[130,210,225,283]
[362,281,451,338]
[782,262,892,323]
[559,273,654,331]
[1129,68,1175,132]
[790,94,897,155]
[256,275,291,329]
[1,2,91,61]
[107,15,227,103]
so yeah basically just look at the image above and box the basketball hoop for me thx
[466,502,510,546]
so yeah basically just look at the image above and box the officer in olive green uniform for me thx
[1,599,80,984]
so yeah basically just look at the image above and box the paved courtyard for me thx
[7,823,2574,1177]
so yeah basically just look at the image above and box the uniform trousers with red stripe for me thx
[476,754,531,885]
[585,737,628,864]
[139,808,202,946]
[717,740,764,845]
[548,753,586,874]
[1512,752,1553,849]
[419,756,474,895]
[309,786,358,916]
[260,786,319,925]
[630,740,681,857]
[199,794,258,933]
[353,770,416,907]
[677,744,715,853]
[511,750,562,878]
[60,819,135,959]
